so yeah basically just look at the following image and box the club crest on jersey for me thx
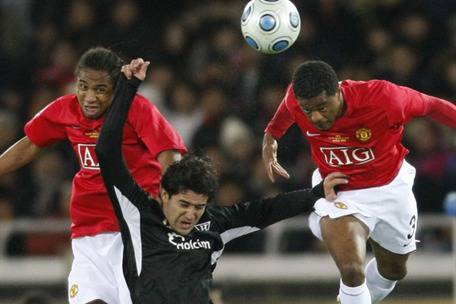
[355,128,372,142]
[334,202,348,209]
[70,283,79,298]
[84,130,100,139]
[77,144,100,170]
[195,221,211,231]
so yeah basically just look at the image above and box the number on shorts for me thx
[406,215,416,239]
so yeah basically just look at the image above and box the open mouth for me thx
[180,221,192,230]
[84,105,99,116]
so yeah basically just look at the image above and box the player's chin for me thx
[177,223,194,235]
[83,110,102,120]
[315,124,331,131]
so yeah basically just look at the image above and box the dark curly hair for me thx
[292,61,339,99]
[161,153,218,201]
[75,46,123,85]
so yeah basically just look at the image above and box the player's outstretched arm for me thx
[262,132,290,182]
[96,59,149,195]
[211,171,348,236]
[425,96,456,128]
[0,136,41,176]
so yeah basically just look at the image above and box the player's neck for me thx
[336,95,346,119]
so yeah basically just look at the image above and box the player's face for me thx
[297,89,343,130]
[76,69,114,119]
[161,189,209,235]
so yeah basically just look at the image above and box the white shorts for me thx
[308,160,418,255]
[68,232,132,304]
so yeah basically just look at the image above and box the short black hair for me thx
[292,61,339,99]
[75,47,123,85]
[161,153,218,202]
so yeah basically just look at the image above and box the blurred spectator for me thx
[406,119,456,212]
[0,110,20,150]
[30,150,68,216]
[36,41,77,93]
[0,187,15,221]
[17,290,53,304]
[191,87,229,149]
[164,81,203,146]
[139,63,175,111]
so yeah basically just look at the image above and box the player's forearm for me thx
[0,136,40,176]
[427,97,456,128]
[254,183,324,227]
[263,132,277,147]
[96,76,141,159]
[231,182,324,229]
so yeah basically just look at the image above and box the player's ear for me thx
[159,188,169,204]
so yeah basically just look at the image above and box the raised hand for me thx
[262,133,290,182]
[323,171,349,201]
[121,58,151,81]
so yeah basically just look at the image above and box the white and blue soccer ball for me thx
[241,0,301,54]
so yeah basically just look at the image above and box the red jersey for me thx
[25,94,187,238]
[266,80,456,190]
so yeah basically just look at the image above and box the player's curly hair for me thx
[292,61,339,99]
[75,47,123,85]
[161,152,218,202]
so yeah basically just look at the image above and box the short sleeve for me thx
[128,95,187,159]
[264,84,296,139]
[374,80,433,126]
[24,99,67,147]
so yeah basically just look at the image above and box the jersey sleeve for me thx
[208,183,324,243]
[264,84,296,139]
[128,96,187,159]
[379,80,456,127]
[24,99,67,147]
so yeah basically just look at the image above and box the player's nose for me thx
[185,208,199,221]
[310,111,325,124]
[84,89,97,103]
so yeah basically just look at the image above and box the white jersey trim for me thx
[114,186,143,275]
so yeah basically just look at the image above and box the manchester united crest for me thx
[70,283,79,298]
[355,128,372,142]
[334,202,348,209]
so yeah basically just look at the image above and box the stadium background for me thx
[0,0,455,303]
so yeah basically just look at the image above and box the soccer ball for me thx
[241,0,301,54]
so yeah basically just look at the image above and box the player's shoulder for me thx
[341,79,397,105]
[47,93,78,107]
[341,79,393,92]
[133,93,153,106]
[128,94,165,122]
[131,93,159,111]
[33,94,79,118]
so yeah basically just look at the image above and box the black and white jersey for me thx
[96,76,325,304]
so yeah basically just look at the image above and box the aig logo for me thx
[320,147,375,167]
[77,144,99,170]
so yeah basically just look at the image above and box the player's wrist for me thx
[129,76,142,88]
[310,181,325,199]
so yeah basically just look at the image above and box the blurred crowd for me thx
[0,0,455,255]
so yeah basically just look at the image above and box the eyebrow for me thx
[302,101,328,110]
[77,80,109,87]
[180,199,207,207]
